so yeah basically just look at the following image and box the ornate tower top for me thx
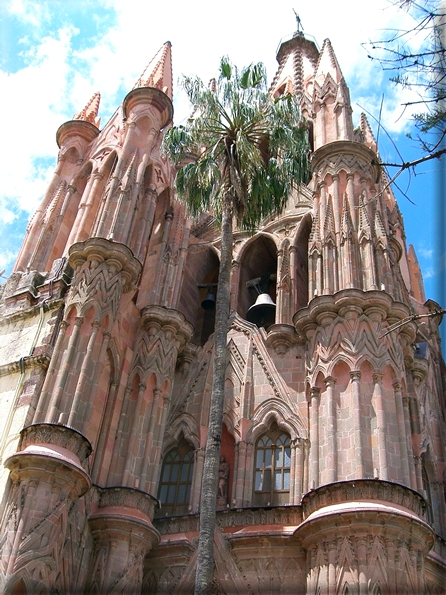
[134,41,173,99]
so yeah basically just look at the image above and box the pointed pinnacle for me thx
[135,41,173,99]
[73,92,101,127]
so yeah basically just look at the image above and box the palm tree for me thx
[162,58,310,595]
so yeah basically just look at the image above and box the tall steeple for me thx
[134,41,173,99]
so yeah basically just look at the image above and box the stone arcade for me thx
[0,28,445,595]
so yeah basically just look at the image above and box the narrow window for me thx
[158,439,194,516]
[254,424,291,506]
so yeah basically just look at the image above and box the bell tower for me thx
[0,26,445,595]
[0,41,194,595]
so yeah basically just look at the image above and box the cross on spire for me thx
[293,8,304,35]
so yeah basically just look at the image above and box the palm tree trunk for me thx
[194,197,233,595]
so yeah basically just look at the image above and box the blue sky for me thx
[0,0,444,312]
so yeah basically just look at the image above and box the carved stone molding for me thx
[140,305,193,352]
[67,237,141,318]
[18,422,92,462]
[154,505,303,536]
[301,479,429,522]
[92,485,159,520]
[87,486,160,595]
[311,140,381,183]
[266,323,301,354]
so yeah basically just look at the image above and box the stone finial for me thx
[407,244,426,303]
[73,92,101,127]
[314,38,344,85]
[359,112,377,152]
[135,41,173,99]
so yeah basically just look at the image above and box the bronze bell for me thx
[201,292,216,310]
[247,293,276,328]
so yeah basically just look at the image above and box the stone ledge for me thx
[154,505,303,536]
[301,479,428,520]
[19,422,92,462]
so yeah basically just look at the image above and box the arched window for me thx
[157,439,194,516]
[254,424,291,506]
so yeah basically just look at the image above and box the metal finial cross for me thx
[293,8,304,34]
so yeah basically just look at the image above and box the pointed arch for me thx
[163,413,200,451]
[236,232,279,325]
[247,398,305,442]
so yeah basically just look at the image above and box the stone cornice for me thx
[92,485,159,517]
[19,422,92,461]
[154,505,303,536]
[0,354,50,377]
[122,87,173,129]
[140,305,193,350]
[56,119,100,148]
[293,289,414,340]
[301,479,429,521]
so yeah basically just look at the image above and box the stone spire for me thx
[73,92,101,127]
[270,28,319,99]
[358,112,378,153]
[314,38,344,86]
[135,41,173,99]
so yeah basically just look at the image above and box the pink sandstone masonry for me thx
[0,33,445,595]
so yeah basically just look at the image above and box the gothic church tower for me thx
[0,28,445,595]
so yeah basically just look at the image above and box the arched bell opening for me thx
[178,247,219,346]
[237,235,277,328]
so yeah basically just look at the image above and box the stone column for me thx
[403,395,417,489]
[68,319,101,428]
[47,316,83,423]
[325,376,337,483]
[346,173,356,229]
[33,319,68,422]
[294,438,304,503]
[235,440,247,507]
[350,370,364,478]
[357,536,368,595]
[71,171,104,244]
[0,424,91,595]
[394,381,410,486]
[373,373,389,480]
[243,442,254,505]
[309,387,320,489]
[332,174,340,233]
[327,540,337,595]
[190,447,205,513]
[86,487,159,595]
[123,382,147,485]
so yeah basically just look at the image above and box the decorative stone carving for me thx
[0,424,91,594]
[67,237,142,319]
[86,486,160,595]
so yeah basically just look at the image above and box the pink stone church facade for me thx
[0,29,445,595]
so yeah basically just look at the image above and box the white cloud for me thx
[1,0,432,273]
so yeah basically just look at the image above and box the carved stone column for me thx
[350,370,364,478]
[133,305,193,492]
[0,423,91,595]
[297,480,434,595]
[325,376,337,483]
[394,381,410,486]
[309,386,320,490]
[372,372,388,481]
[86,487,159,595]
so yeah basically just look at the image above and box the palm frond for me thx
[161,57,310,230]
